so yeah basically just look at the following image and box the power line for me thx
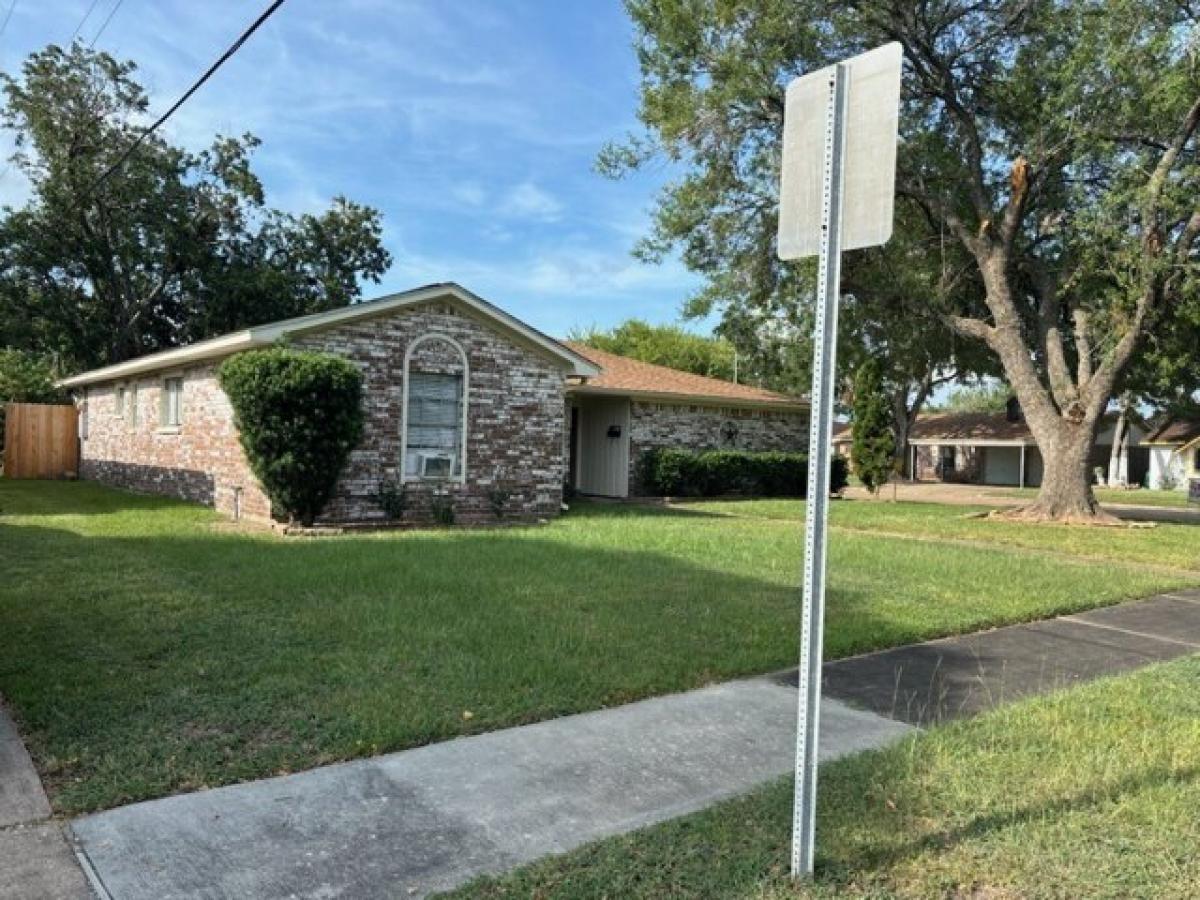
[71,0,102,42]
[88,0,124,48]
[0,0,18,39]
[90,0,286,194]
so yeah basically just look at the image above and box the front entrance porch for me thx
[568,396,631,498]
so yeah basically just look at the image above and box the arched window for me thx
[402,334,468,481]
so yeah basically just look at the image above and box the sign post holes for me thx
[776,42,904,878]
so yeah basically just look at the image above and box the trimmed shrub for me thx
[430,494,456,526]
[637,448,848,498]
[375,479,407,520]
[830,454,850,495]
[218,347,364,526]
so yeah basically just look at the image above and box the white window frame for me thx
[160,376,184,430]
[400,333,469,484]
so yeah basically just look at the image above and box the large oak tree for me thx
[0,43,391,370]
[610,0,1200,520]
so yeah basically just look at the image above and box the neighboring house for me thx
[1144,419,1200,491]
[832,401,1148,488]
[60,283,808,523]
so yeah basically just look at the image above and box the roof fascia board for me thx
[907,438,1035,447]
[58,331,258,388]
[566,384,808,411]
[59,283,599,388]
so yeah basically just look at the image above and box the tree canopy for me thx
[610,0,1200,520]
[940,381,1013,414]
[569,319,739,382]
[0,43,392,371]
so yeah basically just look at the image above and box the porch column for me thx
[1019,444,1026,488]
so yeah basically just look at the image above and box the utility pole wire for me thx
[0,0,18,38]
[90,0,286,194]
[71,0,102,42]
[88,0,124,47]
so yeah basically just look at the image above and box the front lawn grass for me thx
[682,498,1200,572]
[449,654,1200,899]
[988,485,1196,509]
[0,481,1194,814]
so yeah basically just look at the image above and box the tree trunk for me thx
[1000,420,1117,524]
[1107,396,1130,486]
[891,395,913,477]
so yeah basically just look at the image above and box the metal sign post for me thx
[776,43,903,879]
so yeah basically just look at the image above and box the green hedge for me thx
[218,347,364,526]
[636,448,849,498]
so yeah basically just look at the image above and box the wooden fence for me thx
[3,402,79,479]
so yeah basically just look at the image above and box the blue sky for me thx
[0,0,707,338]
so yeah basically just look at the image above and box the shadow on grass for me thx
[0,477,202,515]
[0,508,816,814]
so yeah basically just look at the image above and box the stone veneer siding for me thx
[79,362,272,521]
[79,300,569,524]
[291,300,567,522]
[626,400,809,494]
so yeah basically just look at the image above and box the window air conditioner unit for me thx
[419,454,454,478]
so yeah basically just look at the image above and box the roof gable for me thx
[59,283,600,387]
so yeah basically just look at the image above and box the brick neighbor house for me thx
[832,400,1149,489]
[60,283,808,524]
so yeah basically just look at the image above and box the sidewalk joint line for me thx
[1059,615,1200,650]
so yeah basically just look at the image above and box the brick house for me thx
[61,283,808,524]
[832,402,1149,488]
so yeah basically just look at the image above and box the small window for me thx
[79,391,89,441]
[405,372,463,478]
[940,446,957,473]
[161,377,183,427]
[129,383,139,427]
[114,385,126,418]
[1193,447,1200,474]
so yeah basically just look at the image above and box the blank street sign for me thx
[775,42,904,879]
[777,42,903,260]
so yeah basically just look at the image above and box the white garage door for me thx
[983,447,1021,486]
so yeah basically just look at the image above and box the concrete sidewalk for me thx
[0,702,94,899]
[820,589,1200,725]
[71,678,911,900]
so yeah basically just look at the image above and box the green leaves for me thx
[851,358,895,495]
[0,43,391,371]
[218,348,364,526]
[571,319,738,381]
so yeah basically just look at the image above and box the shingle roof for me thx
[833,411,1034,444]
[909,411,1033,442]
[564,343,806,408]
[1145,418,1200,445]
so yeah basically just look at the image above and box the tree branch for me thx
[947,315,995,343]
[1073,308,1093,388]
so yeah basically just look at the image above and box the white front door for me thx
[575,397,630,497]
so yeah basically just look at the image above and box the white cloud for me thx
[499,181,563,222]
[451,181,487,207]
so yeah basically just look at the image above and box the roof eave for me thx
[57,331,259,388]
[566,383,808,411]
[57,282,601,387]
